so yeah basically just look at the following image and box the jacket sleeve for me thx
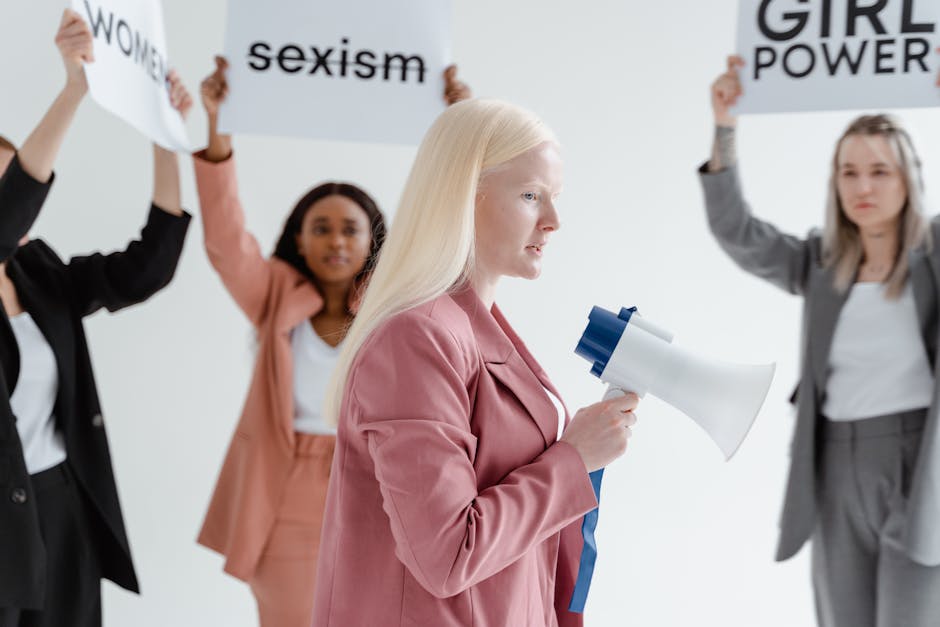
[65,204,191,316]
[0,155,54,262]
[698,163,811,296]
[350,313,599,599]
[193,150,274,327]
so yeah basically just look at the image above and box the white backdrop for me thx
[2,2,939,626]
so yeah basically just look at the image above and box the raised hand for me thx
[712,55,745,127]
[199,56,232,162]
[166,69,193,120]
[200,56,229,118]
[443,64,472,105]
[54,9,94,93]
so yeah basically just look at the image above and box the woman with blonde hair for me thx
[701,56,940,626]
[312,99,639,626]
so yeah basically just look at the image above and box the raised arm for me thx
[64,71,193,316]
[0,10,91,260]
[351,313,599,599]
[700,55,811,296]
[193,56,273,325]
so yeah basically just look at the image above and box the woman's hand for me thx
[200,55,229,118]
[167,69,193,120]
[561,393,639,472]
[712,55,744,128]
[151,69,192,215]
[200,56,232,162]
[444,64,472,105]
[55,9,94,95]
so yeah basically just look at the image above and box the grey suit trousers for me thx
[812,409,940,627]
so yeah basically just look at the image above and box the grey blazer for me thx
[699,163,940,566]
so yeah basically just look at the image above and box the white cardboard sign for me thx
[74,0,191,151]
[735,0,940,114]
[219,0,453,145]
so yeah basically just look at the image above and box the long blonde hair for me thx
[824,114,930,298]
[324,99,557,424]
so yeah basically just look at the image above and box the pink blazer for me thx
[192,152,329,580]
[313,287,598,627]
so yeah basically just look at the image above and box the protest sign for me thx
[74,0,190,151]
[735,0,940,113]
[219,0,453,145]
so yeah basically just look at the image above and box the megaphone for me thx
[575,305,776,460]
[567,305,777,614]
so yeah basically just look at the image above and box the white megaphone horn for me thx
[575,306,776,460]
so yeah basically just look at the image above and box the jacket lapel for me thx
[272,272,323,335]
[7,256,76,428]
[0,298,19,393]
[451,288,559,448]
[807,265,851,398]
[909,247,938,368]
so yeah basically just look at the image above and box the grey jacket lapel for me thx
[807,266,851,399]
[910,247,938,367]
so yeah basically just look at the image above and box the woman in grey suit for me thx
[701,56,940,627]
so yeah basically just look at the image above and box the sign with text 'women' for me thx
[219,0,453,145]
[735,0,940,114]
[73,0,191,151]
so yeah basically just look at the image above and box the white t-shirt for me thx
[544,386,566,441]
[823,283,934,421]
[291,320,340,435]
[9,312,67,474]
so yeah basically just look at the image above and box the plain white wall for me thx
[2,2,939,626]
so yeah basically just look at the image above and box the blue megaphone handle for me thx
[568,467,604,613]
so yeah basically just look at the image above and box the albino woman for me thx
[312,99,639,626]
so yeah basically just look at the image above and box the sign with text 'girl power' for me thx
[73,0,191,151]
[735,0,940,114]
[219,0,453,145]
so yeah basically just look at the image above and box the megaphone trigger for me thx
[602,385,628,401]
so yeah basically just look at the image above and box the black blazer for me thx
[0,156,191,608]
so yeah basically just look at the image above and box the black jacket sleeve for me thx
[0,155,54,262]
[65,203,191,316]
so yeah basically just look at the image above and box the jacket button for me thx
[92,413,104,427]
[10,488,27,504]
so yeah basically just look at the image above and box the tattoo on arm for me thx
[709,125,737,173]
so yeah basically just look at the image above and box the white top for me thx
[9,312,67,474]
[544,385,566,441]
[823,283,934,421]
[291,320,340,435]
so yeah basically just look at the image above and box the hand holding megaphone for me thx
[566,305,777,614]
[576,306,776,459]
[560,393,639,472]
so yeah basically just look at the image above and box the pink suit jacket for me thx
[313,287,598,626]
[192,152,332,580]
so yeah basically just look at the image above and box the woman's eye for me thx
[522,191,538,202]
[841,171,857,178]
[343,228,359,236]
[313,227,329,235]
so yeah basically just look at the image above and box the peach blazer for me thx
[193,152,330,581]
[313,287,598,627]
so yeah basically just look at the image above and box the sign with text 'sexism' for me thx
[735,0,940,114]
[73,0,191,151]
[219,0,453,145]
